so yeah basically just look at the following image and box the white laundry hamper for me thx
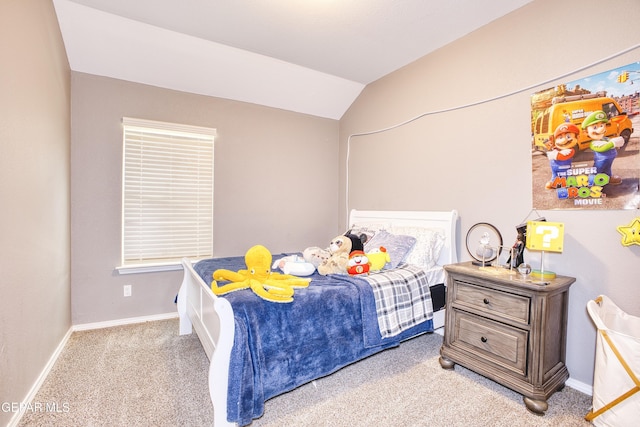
[585,295,640,426]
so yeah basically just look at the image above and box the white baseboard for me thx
[72,312,178,331]
[7,326,73,427]
[566,377,593,396]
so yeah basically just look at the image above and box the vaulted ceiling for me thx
[53,0,532,119]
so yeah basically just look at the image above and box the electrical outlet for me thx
[123,284,132,297]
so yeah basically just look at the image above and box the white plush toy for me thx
[302,246,330,267]
[272,254,316,276]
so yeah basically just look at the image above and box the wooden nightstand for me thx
[439,262,575,414]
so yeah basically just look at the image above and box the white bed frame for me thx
[177,209,458,426]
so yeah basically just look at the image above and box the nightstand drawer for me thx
[452,310,528,375]
[453,280,530,324]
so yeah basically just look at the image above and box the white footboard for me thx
[177,258,236,427]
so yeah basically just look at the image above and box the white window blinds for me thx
[121,117,215,267]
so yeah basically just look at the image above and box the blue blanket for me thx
[194,255,433,426]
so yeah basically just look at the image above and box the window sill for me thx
[116,263,184,275]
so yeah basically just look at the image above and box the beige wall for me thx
[340,0,640,387]
[0,1,71,425]
[70,73,340,324]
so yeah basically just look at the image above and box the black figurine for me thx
[507,224,527,268]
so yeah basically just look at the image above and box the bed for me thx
[177,209,459,426]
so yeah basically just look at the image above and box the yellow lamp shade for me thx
[526,221,564,253]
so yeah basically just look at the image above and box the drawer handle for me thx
[483,298,490,305]
[481,336,488,343]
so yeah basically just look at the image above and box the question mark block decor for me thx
[526,221,564,253]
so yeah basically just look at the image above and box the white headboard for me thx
[348,209,459,266]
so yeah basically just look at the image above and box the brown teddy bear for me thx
[316,233,364,275]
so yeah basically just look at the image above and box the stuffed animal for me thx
[367,246,390,272]
[272,254,316,276]
[211,245,310,303]
[303,246,330,267]
[317,232,364,275]
[347,250,370,275]
[346,232,365,253]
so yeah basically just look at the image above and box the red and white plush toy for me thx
[347,250,370,275]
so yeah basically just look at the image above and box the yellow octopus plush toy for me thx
[211,245,311,303]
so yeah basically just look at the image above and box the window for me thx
[120,117,215,272]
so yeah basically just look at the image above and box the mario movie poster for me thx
[531,62,640,210]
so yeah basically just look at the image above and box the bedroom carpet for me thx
[18,318,593,427]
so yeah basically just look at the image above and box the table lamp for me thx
[526,220,564,280]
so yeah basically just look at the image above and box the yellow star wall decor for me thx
[617,217,640,247]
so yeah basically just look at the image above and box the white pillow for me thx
[389,226,445,269]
